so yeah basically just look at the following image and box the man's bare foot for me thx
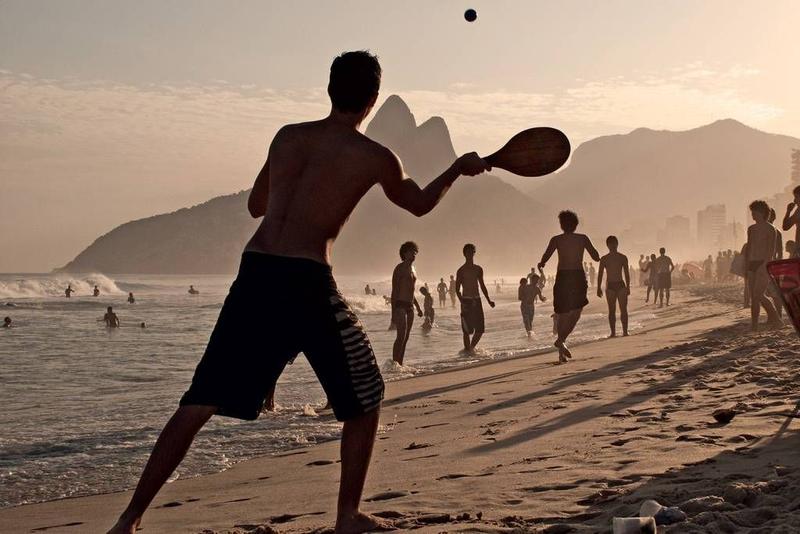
[107,517,139,534]
[335,511,395,533]
[609,333,616,338]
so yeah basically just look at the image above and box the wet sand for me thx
[2,285,799,533]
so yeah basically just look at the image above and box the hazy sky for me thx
[2,0,800,272]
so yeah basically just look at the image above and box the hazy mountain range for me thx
[60,96,799,275]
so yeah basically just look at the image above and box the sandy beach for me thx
[2,285,799,534]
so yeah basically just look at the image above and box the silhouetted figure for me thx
[787,240,796,258]
[371,288,376,296]
[703,255,713,282]
[104,306,120,328]
[128,292,135,304]
[587,263,596,288]
[767,208,784,317]
[539,210,600,363]
[391,241,423,365]
[782,185,800,258]
[746,200,781,331]
[448,275,457,307]
[392,245,422,365]
[106,51,489,534]
[653,247,675,307]
[364,284,371,295]
[64,284,74,298]
[3,316,11,328]
[597,236,630,337]
[637,255,647,287]
[93,285,100,297]
[456,243,495,352]
[642,253,657,302]
[420,286,434,330]
[436,278,448,308]
[518,271,546,337]
[188,285,199,295]
[140,322,146,329]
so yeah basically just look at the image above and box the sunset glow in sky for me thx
[2,0,799,271]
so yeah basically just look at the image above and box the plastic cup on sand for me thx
[767,259,800,335]
[612,516,656,534]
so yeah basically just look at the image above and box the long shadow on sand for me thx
[467,319,777,454]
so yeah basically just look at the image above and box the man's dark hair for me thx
[463,243,476,256]
[328,51,381,113]
[399,241,418,258]
[749,200,770,217]
[606,235,618,246]
[793,185,800,197]
[558,210,579,232]
[659,247,666,254]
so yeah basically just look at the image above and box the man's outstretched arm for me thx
[379,150,489,217]
[477,267,495,307]
[538,237,557,269]
[585,236,601,262]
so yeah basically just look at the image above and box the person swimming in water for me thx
[93,285,100,297]
[3,316,11,328]
[188,285,199,295]
[128,292,136,304]
[65,284,75,298]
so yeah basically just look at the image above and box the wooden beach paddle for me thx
[484,127,570,177]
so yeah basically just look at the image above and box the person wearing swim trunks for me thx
[391,241,423,365]
[518,274,546,337]
[107,51,490,534]
[597,236,631,337]
[436,278,448,308]
[456,243,495,352]
[746,200,782,331]
[653,248,674,308]
[538,210,600,364]
[448,274,457,307]
[420,286,435,331]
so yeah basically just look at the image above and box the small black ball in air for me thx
[464,9,477,22]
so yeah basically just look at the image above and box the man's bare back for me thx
[246,120,390,264]
[540,233,599,271]
[747,221,778,263]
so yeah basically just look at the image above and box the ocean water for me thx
[0,272,654,508]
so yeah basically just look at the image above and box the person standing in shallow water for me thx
[391,241,423,365]
[456,243,495,352]
[518,271,546,337]
[539,210,600,364]
[448,274,457,308]
[436,278,448,309]
[597,235,630,337]
[106,51,490,534]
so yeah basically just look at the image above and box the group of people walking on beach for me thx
[105,52,793,534]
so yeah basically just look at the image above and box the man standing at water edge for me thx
[746,200,781,331]
[107,51,489,534]
[539,210,600,363]
[456,243,495,353]
[653,247,674,307]
[391,241,424,365]
[597,236,630,337]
